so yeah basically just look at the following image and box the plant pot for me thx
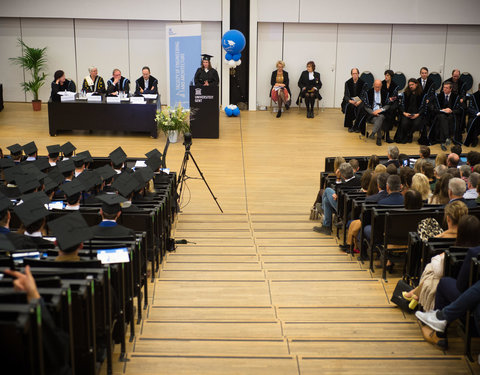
[32,100,42,111]
[168,130,178,143]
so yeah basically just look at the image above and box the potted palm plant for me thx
[10,39,48,111]
[155,104,191,143]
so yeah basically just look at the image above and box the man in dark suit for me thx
[365,173,389,203]
[429,82,461,151]
[361,80,391,146]
[314,162,361,235]
[378,175,404,206]
[134,66,158,96]
[418,67,435,98]
[448,177,477,209]
[343,68,367,130]
[92,195,136,238]
[464,83,480,147]
[383,145,400,168]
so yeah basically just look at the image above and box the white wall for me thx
[0,18,222,103]
[256,22,480,108]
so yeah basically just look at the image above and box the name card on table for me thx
[130,96,146,104]
[142,94,157,100]
[106,96,121,104]
[87,95,102,102]
[60,94,75,102]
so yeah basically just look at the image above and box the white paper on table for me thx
[48,201,64,210]
[134,160,147,168]
[86,92,94,97]
[58,91,75,96]
[106,97,121,103]
[60,95,75,102]
[120,97,130,102]
[130,97,145,104]
[142,94,157,100]
[87,95,102,102]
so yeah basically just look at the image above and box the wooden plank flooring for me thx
[0,103,478,374]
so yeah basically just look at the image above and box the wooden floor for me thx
[1,103,479,374]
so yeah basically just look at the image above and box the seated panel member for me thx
[194,54,219,87]
[135,66,158,95]
[464,83,480,147]
[428,82,461,151]
[362,79,391,146]
[82,66,106,94]
[382,70,399,134]
[343,67,366,131]
[418,66,435,97]
[107,68,130,96]
[297,61,322,119]
[394,78,425,144]
[270,60,291,118]
[50,70,76,102]
[93,194,136,238]
[443,69,466,97]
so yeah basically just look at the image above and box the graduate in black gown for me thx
[194,54,219,87]
[50,70,76,102]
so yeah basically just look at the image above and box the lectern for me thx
[189,85,219,138]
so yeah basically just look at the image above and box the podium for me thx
[189,85,219,138]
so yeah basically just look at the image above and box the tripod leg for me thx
[176,152,189,212]
[188,151,223,213]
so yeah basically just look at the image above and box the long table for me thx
[48,95,160,138]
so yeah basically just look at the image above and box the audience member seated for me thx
[443,69,466,97]
[312,157,345,213]
[50,70,76,102]
[464,83,480,147]
[467,151,480,169]
[92,195,136,238]
[135,66,158,96]
[270,60,291,118]
[464,172,479,200]
[81,66,106,94]
[404,201,469,311]
[382,70,399,134]
[411,173,432,202]
[435,153,447,167]
[383,145,400,168]
[398,166,415,194]
[447,153,460,169]
[313,162,361,235]
[394,78,424,143]
[0,195,37,249]
[418,145,434,165]
[367,155,380,170]
[448,177,477,208]
[297,61,322,118]
[14,199,53,247]
[343,68,366,131]
[418,67,434,96]
[107,68,130,96]
[362,80,392,146]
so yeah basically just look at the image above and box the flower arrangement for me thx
[155,104,191,135]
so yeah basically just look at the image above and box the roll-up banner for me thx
[166,23,201,109]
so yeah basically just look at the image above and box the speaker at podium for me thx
[189,85,219,138]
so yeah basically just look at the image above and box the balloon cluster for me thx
[222,30,246,68]
[225,104,240,117]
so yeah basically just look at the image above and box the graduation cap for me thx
[7,143,23,156]
[3,165,25,183]
[201,54,213,61]
[21,163,47,181]
[134,166,154,187]
[61,179,85,199]
[57,159,75,174]
[14,199,49,227]
[77,170,102,191]
[145,155,162,171]
[48,211,93,251]
[0,234,15,251]
[43,177,60,194]
[0,158,15,169]
[23,141,38,156]
[60,141,76,156]
[72,154,86,168]
[0,194,13,214]
[111,173,139,197]
[21,191,51,205]
[109,147,127,166]
[48,168,65,184]
[76,150,93,164]
[33,157,51,172]
[145,148,162,159]
[96,194,129,214]
[16,174,41,194]
[46,144,61,156]
[95,165,116,181]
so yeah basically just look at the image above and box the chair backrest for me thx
[461,72,473,92]
[24,257,103,269]
[360,71,374,89]
[429,72,442,92]
[393,72,407,92]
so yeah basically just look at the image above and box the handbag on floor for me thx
[390,279,414,312]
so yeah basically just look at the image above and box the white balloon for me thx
[235,59,241,66]
[228,60,236,68]
[224,58,230,65]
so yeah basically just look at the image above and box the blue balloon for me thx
[232,54,241,61]
[225,107,233,117]
[222,30,246,55]
[232,107,240,116]
[225,53,233,61]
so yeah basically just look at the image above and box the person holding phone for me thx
[394,78,425,143]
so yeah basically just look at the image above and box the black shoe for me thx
[440,143,447,151]
[306,110,311,118]
[386,137,394,143]
[276,111,282,118]
[368,132,375,139]
[310,111,315,118]
[334,220,344,228]
[339,244,350,252]
[285,103,290,110]
[348,127,356,133]
[376,138,382,146]
[354,128,361,133]
[313,226,332,235]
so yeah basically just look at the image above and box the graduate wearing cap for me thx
[194,54,219,87]
[111,173,142,211]
[0,194,38,249]
[77,170,103,204]
[13,199,53,247]
[92,194,136,238]
[109,147,130,175]
[7,143,23,164]
[23,141,38,162]
[132,166,155,203]
[47,144,61,166]
[96,165,117,193]
[61,179,85,210]
[60,141,76,160]
[72,154,87,177]
[48,211,93,261]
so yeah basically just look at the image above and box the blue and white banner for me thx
[166,23,201,109]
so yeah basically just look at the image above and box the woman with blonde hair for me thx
[411,173,432,201]
[374,164,387,174]
[270,60,291,118]
[435,153,447,167]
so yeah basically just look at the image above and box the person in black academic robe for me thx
[297,61,322,118]
[106,69,130,95]
[394,78,425,144]
[381,70,399,132]
[194,55,219,87]
[343,68,367,130]
[135,66,158,95]
[81,66,106,94]
[464,85,480,147]
[428,83,462,149]
[50,70,76,102]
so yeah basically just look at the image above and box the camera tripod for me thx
[177,142,223,213]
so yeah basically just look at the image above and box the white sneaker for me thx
[415,310,447,333]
